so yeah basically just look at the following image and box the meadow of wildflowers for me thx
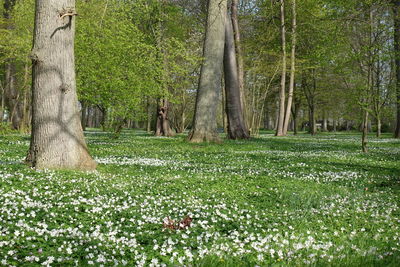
[0,130,399,266]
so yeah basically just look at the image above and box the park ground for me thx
[0,130,399,266]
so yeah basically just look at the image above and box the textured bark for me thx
[223,13,249,140]
[231,0,246,124]
[282,0,296,136]
[393,0,400,138]
[155,100,175,137]
[27,0,96,170]
[189,0,227,143]
[276,0,287,137]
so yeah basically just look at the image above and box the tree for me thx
[224,10,249,140]
[26,0,96,170]
[275,0,287,137]
[282,0,297,136]
[393,0,400,138]
[3,0,24,130]
[189,0,228,143]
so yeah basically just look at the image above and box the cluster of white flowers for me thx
[0,131,399,265]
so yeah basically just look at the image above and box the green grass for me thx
[0,130,399,266]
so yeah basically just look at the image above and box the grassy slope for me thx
[0,130,399,266]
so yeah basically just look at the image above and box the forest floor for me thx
[0,130,399,266]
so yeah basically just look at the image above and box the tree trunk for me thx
[362,110,369,153]
[189,0,227,143]
[81,101,87,131]
[282,0,296,136]
[155,100,175,137]
[26,0,96,170]
[309,106,316,136]
[276,0,287,137]
[393,0,400,138]
[376,116,381,138]
[231,0,247,125]
[223,12,249,140]
[3,0,23,130]
[333,119,337,132]
[146,98,152,133]
[322,115,328,132]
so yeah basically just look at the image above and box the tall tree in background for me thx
[224,10,249,140]
[189,0,227,142]
[3,0,23,130]
[27,0,96,170]
[282,0,296,136]
[276,0,287,136]
[393,0,400,138]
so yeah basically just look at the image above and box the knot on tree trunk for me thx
[59,7,78,20]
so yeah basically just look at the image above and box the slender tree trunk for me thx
[282,0,296,136]
[27,0,96,170]
[376,116,381,138]
[189,0,227,143]
[333,119,337,132]
[0,84,4,122]
[224,12,249,140]
[20,61,31,133]
[81,101,87,131]
[231,0,247,125]
[362,110,369,153]
[276,0,287,136]
[322,115,328,132]
[3,0,23,130]
[146,98,152,133]
[309,106,316,136]
[393,0,400,138]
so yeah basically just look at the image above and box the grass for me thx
[0,129,399,266]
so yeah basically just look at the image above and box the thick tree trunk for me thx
[231,0,246,124]
[155,100,175,137]
[393,0,400,138]
[189,0,227,143]
[282,0,296,136]
[27,0,96,170]
[276,0,287,136]
[223,12,249,140]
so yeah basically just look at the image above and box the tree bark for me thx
[393,0,400,138]
[376,116,381,138]
[155,100,175,137]
[223,12,249,140]
[189,0,227,143]
[81,101,87,131]
[276,0,287,137]
[26,0,96,170]
[282,0,296,136]
[362,110,369,153]
[231,0,247,125]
